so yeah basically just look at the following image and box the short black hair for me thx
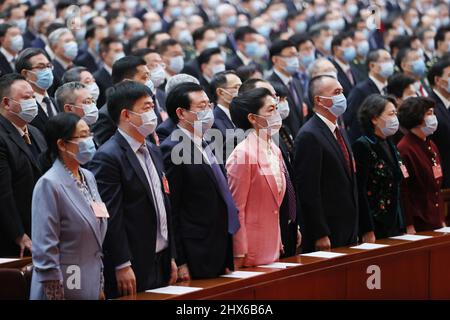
[156,38,180,55]
[197,47,221,67]
[230,87,273,130]
[389,35,412,54]
[366,49,385,70]
[210,70,238,103]
[269,39,296,60]
[192,25,215,44]
[270,81,289,98]
[15,48,50,73]
[395,47,416,72]
[126,33,148,54]
[331,31,354,55]
[131,48,157,58]
[427,59,450,87]
[112,56,147,84]
[238,78,268,95]
[148,31,167,48]
[166,82,204,124]
[386,73,416,98]
[107,81,152,124]
[46,22,65,37]
[435,26,450,50]
[289,33,313,49]
[61,66,89,84]
[398,96,436,130]
[234,26,258,42]
[99,37,122,56]
[357,94,397,135]
[0,23,15,37]
[235,64,263,83]
[84,25,97,41]
[0,73,26,99]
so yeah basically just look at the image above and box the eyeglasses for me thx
[190,102,214,110]
[70,133,94,140]
[30,64,54,71]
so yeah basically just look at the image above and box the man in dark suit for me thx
[345,49,394,142]
[294,75,358,253]
[74,25,105,74]
[94,37,124,108]
[329,31,362,98]
[89,81,177,299]
[215,3,238,54]
[0,74,46,257]
[160,82,239,280]
[225,26,261,71]
[267,40,306,137]
[16,48,59,134]
[428,59,450,188]
[0,24,23,76]
[197,47,226,101]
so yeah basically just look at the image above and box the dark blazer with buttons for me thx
[160,129,234,278]
[0,51,14,76]
[344,79,381,143]
[74,50,99,74]
[352,135,405,239]
[294,114,358,252]
[0,115,46,257]
[89,131,176,298]
[429,90,450,188]
[30,96,58,134]
[330,58,362,98]
[267,72,305,137]
[93,67,113,108]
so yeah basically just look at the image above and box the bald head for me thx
[309,75,343,111]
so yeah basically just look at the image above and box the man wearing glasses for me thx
[15,47,58,134]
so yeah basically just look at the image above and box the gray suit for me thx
[30,160,107,300]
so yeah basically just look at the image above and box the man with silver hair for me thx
[48,28,79,87]
[157,73,200,143]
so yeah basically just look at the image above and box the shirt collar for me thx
[0,47,16,63]
[11,121,27,137]
[103,64,112,75]
[273,68,292,86]
[34,92,49,106]
[54,56,70,69]
[236,50,252,66]
[316,113,337,134]
[334,57,350,73]
[216,104,232,122]
[433,89,450,110]
[118,128,143,153]
[176,124,204,149]
[368,75,387,93]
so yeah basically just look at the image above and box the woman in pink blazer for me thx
[226,88,286,267]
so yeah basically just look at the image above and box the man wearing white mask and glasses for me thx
[0,74,47,258]
[56,82,98,126]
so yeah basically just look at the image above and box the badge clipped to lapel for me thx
[162,174,170,195]
[433,164,443,179]
[400,163,409,179]
[91,201,110,218]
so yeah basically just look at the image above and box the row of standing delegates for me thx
[353,94,446,242]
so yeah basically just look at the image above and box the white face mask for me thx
[81,103,99,125]
[150,65,166,88]
[185,108,215,134]
[254,112,283,136]
[129,109,158,137]
[86,83,100,102]
[277,100,290,120]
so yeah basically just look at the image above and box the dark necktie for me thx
[282,161,297,222]
[288,80,301,110]
[202,141,240,234]
[346,68,354,86]
[43,97,54,118]
[335,128,352,174]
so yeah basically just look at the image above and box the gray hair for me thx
[55,81,86,110]
[165,73,200,95]
[48,28,72,48]
[307,57,338,79]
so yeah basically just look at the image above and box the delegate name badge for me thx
[91,201,109,218]
[400,164,409,179]
[433,164,443,179]
[162,174,170,194]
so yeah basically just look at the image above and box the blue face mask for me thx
[300,52,315,67]
[227,15,237,28]
[323,37,332,53]
[320,93,347,117]
[421,114,438,136]
[411,59,426,77]
[357,41,370,57]
[342,46,357,62]
[68,136,96,165]
[378,116,399,137]
[245,42,259,58]
[283,56,300,75]
[378,61,394,79]
[295,21,307,33]
[446,77,450,94]
[258,25,271,38]
[32,68,54,90]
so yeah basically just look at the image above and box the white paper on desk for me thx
[390,234,433,241]
[351,243,390,250]
[434,227,450,233]
[220,271,265,278]
[300,251,346,259]
[258,262,301,269]
[145,286,203,295]
[0,258,19,264]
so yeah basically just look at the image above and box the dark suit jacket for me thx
[23,29,37,49]
[199,75,214,101]
[93,67,113,108]
[30,37,45,49]
[331,59,361,98]
[344,78,381,143]
[225,53,244,71]
[181,59,201,79]
[89,131,176,298]
[52,59,66,85]
[92,104,116,147]
[294,114,358,252]
[156,118,177,144]
[353,135,405,239]
[0,116,46,256]
[29,97,58,134]
[160,129,234,278]
[0,51,14,76]
[429,91,450,188]
[267,72,304,137]
[211,106,235,163]
[74,50,99,74]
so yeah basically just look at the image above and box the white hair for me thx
[48,28,72,48]
[165,74,200,95]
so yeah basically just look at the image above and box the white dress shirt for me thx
[317,113,338,139]
[34,92,58,116]
[434,89,450,110]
